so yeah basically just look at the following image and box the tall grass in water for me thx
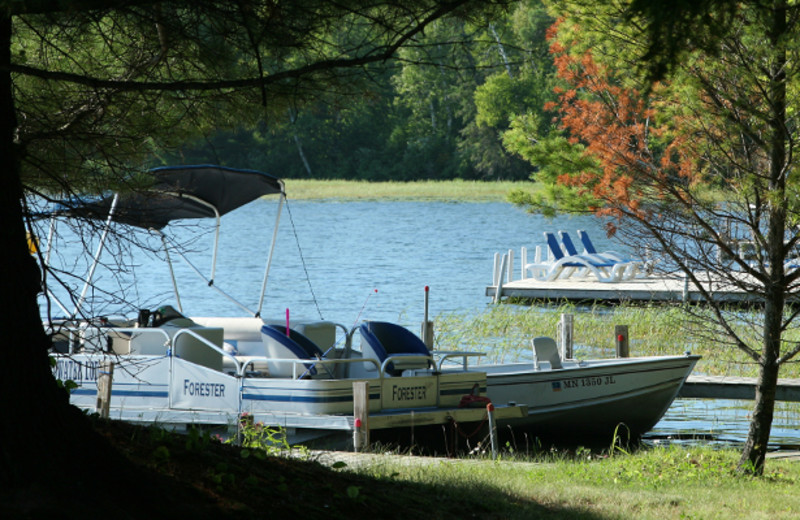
[283,179,533,201]
[434,302,800,378]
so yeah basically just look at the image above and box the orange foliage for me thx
[546,20,699,218]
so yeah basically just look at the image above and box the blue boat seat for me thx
[359,321,432,375]
[260,324,325,378]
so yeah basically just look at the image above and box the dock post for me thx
[506,249,514,283]
[559,314,574,359]
[615,325,629,358]
[682,272,689,302]
[493,253,508,304]
[95,360,114,419]
[521,247,528,279]
[353,381,370,452]
[492,252,500,286]
[421,286,434,349]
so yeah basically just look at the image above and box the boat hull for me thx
[480,354,700,444]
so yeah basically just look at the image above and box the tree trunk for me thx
[0,16,199,516]
[739,276,781,473]
[738,0,788,475]
[0,10,100,487]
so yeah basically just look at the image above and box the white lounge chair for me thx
[540,232,631,283]
[559,231,640,280]
[575,229,651,277]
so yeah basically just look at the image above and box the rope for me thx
[452,412,490,439]
[284,199,324,320]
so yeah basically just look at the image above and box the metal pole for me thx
[73,193,119,318]
[487,403,498,460]
[257,193,285,317]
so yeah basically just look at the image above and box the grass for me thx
[353,446,800,519]
[18,418,796,520]
[433,302,800,379]
[283,178,535,201]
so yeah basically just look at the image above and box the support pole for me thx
[487,403,498,460]
[493,253,508,304]
[352,381,370,452]
[615,325,629,358]
[421,286,434,349]
[95,361,114,419]
[559,314,574,359]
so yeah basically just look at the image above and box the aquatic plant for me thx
[434,302,800,378]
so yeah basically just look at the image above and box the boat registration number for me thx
[559,375,616,390]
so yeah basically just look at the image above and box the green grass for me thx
[351,446,800,519]
[67,419,800,520]
[283,178,535,201]
[433,303,800,379]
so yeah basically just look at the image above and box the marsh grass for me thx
[434,302,800,378]
[283,178,534,201]
[354,446,800,519]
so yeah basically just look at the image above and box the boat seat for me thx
[261,324,325,378]
[532,336,562,370]
[191,316,266,356]
[359,321,432,376]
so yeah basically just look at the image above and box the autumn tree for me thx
[507,1,800,474]
[1,0,512,512]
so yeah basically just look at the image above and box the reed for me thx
[434,303,800,379]
[283,178,535,201]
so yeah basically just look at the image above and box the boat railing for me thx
[52,323,173,355]
[432,350,487,371]
[172,328,241,375]
[380,354,435,375]
[238,356,381,380]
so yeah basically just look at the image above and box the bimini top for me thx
[55,164,284,230]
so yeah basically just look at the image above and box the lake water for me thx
[38,198,800,449]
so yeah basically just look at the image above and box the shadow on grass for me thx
[17,419,609,520]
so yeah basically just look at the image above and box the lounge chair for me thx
[522,243,582,282]
[538,232,631,283]
[575,229,651,276]
[559,231,640,280]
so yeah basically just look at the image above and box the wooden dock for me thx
[486,271,762,305]
[680,375,800,401]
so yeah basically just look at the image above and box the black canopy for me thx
[56,165,284,230]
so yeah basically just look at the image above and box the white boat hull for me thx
[478,354,700,441]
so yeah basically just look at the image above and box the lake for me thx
[38,198,800,449]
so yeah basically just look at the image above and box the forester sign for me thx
[170,360,238,411]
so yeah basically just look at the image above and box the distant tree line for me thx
[163,0,555,181]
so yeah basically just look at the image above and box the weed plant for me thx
[433,302,800,379]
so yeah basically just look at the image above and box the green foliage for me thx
[49,355,78,393]
[164,1,557,182]
[230,413,308,459]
